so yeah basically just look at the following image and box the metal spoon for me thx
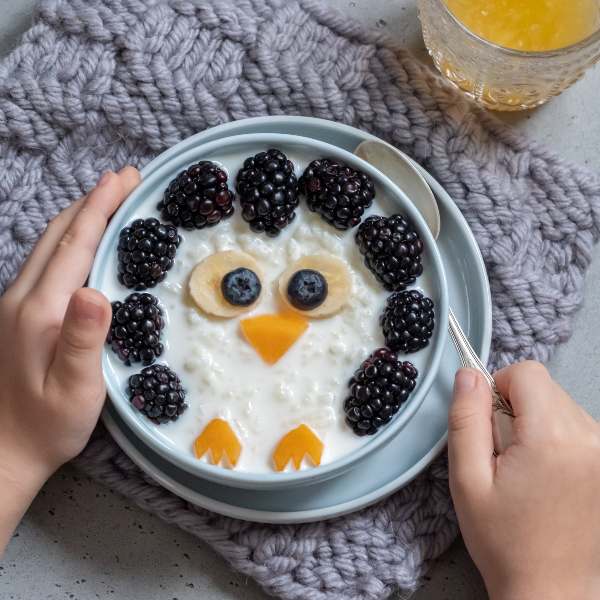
[354,140,514,454]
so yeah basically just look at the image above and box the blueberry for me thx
[221,268,262,307]
[286,269,328,310]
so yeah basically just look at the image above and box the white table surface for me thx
[2,1,600,599]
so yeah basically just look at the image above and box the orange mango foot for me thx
[273,424,324,471]
[240,313,308,365]
[194,418,242,468]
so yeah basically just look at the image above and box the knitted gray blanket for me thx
[1,1,600,598]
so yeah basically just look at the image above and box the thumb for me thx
[448,369,495,498]
[49,288,111,392]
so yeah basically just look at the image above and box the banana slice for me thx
[278,254,351,318]
[189,250,264,318]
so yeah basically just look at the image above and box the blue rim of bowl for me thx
[90,132,449,488]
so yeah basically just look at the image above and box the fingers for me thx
[495,361,598,443]
[448,369,495,496]
[6,166,140,302]
[47,288,112,393]
[5,198,85,299]
[494,361,557,419]
[33,167,140,300]
[115,166,141,195]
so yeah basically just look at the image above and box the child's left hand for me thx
[0,167,139,554]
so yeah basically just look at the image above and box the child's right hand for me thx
[449,362,600,600]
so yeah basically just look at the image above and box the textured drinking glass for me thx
[418,0,600,111]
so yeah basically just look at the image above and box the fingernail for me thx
[72,293,105,323]
[97,171,113,187]
[454,369,478,393]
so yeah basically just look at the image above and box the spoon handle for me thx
[448,309,514,454]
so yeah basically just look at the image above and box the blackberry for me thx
[117,218,181,290]
[343,348,418,436]
[128,364,187,424]
[107,293,165,366]
[221,268,262,307]
[299,158,375,230]
[355,215,424,291]
[381,290,435,353]
[158,161,234,229]
[287,269,328,310]
[236,148,299,236]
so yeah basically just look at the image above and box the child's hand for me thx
[0,168,139,554]
[449,362,600,600]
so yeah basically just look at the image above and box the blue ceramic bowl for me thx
[90,132,449,490]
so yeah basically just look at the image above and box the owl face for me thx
[105,149,433,475]
[188,249,352,360]
[154,211,391,473]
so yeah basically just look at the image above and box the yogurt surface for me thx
[99,157,436,474]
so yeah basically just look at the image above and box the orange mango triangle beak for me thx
[240,312,308,365]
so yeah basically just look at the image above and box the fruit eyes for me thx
[189,251,351,319]
[221,268,262,307]
[189,250,264,318]
[278,254,351,318]
[286,269,328,310]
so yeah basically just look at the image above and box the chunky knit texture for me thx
[1,0,600,598]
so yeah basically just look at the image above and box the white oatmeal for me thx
[103,192,424,473]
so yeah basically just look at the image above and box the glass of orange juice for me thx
[418,0,600,110]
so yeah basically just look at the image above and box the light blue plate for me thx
[90,132,448,490]
[101,117,492,522]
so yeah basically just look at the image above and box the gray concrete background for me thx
[2,0,600,599]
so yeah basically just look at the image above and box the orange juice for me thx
[444,0,600,51]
